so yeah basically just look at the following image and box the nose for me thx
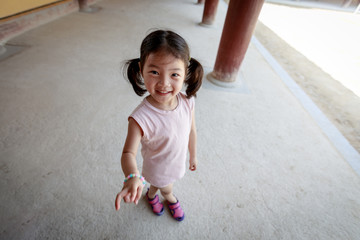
[158,74,170,87]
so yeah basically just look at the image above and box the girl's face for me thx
[142,51,186,110]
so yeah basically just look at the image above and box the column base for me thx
[207,71,243,88]
[203,70,250,94]
[198,22,215,28]
[79,5,102,13]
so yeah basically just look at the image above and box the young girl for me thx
[115,30,203,221]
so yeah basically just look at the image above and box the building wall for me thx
[0,0,63,19]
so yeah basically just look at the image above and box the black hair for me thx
[123,30,203,98]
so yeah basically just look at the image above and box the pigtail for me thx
[123,58,147,96]
[185,57,204,98]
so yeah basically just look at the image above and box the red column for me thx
[201,0,220,25]
[209,0,265,84]
[78,0,98,12]
[78,0,90,10]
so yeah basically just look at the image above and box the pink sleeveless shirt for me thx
[130,92,194,188]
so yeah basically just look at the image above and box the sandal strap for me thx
[168,201,180,210]
[168,200,184,220]
[146,190,164,216]
[147,193,160,206]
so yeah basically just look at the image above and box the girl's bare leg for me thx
[147,185,159,199]
[160,184,177,204]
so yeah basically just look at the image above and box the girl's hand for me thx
[115,177,144,211]
[189,158,197,171]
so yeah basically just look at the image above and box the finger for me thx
[124,195,131,203]
[115,188,131,210]
[115,191,125,211]
[115,195,120,210]
[134,185,143,205]
[130,186,138,203]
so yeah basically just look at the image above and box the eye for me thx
[172,73,180,77]
[150,71,159,75]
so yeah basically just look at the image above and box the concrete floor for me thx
[1,0,360,239]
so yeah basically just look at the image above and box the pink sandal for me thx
[168,200,185,221]
[146,190,164,216]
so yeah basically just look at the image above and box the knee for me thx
[160,188,172,196]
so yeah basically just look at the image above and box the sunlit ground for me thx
[258,3,360,97]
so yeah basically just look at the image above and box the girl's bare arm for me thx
[188,108,197,171]
[115,118,143,210]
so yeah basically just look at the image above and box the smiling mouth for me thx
[156,90,172,95]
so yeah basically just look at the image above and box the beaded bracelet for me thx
[124,173,146,186]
